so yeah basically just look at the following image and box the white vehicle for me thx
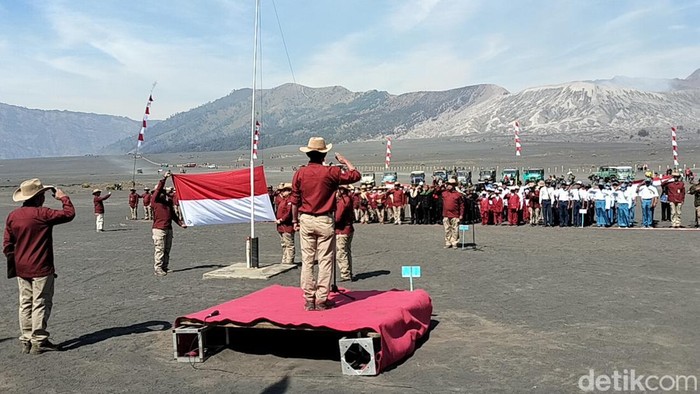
[361,172,376,187]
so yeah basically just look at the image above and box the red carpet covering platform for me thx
[175,285,433,372]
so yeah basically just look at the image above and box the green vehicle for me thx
[523,168,545,183]
[501,168,521,185]
[592,166,634,182]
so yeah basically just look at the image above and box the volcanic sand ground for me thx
[0,139,698,393]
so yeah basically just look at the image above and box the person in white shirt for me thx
[570,182,582,226]
[556,183,571,227]
[591,183,608,227]
[539,180,554,227]
[637,178,659,228]
[603,184,615,225]
[614,183,631,227]
[627,182,638,225]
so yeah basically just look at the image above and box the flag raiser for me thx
[172,166,275,226]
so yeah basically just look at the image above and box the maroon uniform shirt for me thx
[290,163,361,215]
[508,193,520,210]
[151,179,183,230]
[441,189,464,219]
[93,193,110,214]
[666,180,686,203]
[128,192,141,208]
[3,196,75,278]
[276,195,294,234]
[142,192,152,207]
[335,194,355,235]
[389,188,404,207]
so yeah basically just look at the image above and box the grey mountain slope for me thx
[105,83,506,154]
[403,81,700,140]
[1,68,699,159]
[0,103,139,159]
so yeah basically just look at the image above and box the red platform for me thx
[175,285,433,372]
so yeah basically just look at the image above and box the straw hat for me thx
[299,137,332,153]
[13,178,55,202]
[92,188,102,195]
[280,183,293,190]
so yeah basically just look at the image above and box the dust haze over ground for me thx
[0,139,698,393]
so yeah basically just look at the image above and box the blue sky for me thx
[0,0,698,119]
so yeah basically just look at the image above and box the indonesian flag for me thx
[171,166,275,226]
[632,174,674,187]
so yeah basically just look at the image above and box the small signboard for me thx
[459,224,470,231]
[401,265,421,291]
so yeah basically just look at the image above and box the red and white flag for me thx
[253,121,260,160]
[172,166,275,226]
[385,137,392,168]
[137,95,154,147]
[514,121,522,157]
[671,126,679,167]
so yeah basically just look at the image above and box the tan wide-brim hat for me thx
[281,183,293,190]
[299,137,332,153]
[537,180,545,187]
[13,178,55,202]
[92,188,102,195]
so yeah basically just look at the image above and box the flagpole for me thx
[131,82,157,188]
[247,0,261,269]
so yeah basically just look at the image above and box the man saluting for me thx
[291,137,360,311]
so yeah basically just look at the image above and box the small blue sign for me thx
[459,224,470,231]
[401,266,411,278]
[411,266,421,278]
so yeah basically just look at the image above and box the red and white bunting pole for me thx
[385,137,392,169]
[252,121,260,160]
[671,126,679,167]
[137,94,154,148]
[514,121,522,157]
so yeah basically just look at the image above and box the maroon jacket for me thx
[128,192,141,208]
[441,189,464,219]
[142,192,152,207]
[335,194,354,235]
[276,195,294,234]
[666,180,686,203]
[93,193,111,214]
[3,196,75,278]
[290,163,361,216]
[151,179,184,230]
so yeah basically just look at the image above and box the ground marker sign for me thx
[401,266,421,291]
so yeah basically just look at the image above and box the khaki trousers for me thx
[670,202,682,227]
[375,207,385,223]
[336,233,353,280]
[18,275,55,345]
[130,207,138,220]
[152,228,173,271]
[392,206,402,224]
[299,213,334,303]
[143,206,152,220]
[279,232,296,265]
[443,217,460,247]
[95,213,104,232]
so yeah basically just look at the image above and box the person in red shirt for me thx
[151,172,186,276]
[335,185,355,281]
[389,183,405,225]
[3,178,75,354]
[92,188,111,232]
[667,171,686,228]
[479,192,490,225]
[275,183,295,265]
[351,188,361,223]
[507,187,521,226]
[142,187,152,220]
[492,193,504,225]
[291,137,360,311]
[441,179,464,248]
[128,188,141,220]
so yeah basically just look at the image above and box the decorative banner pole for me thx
[671,126,679,168]
[385,137,392,169]
[514,121,522,157]
[247,0,262,269]
[131,82,157,187]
